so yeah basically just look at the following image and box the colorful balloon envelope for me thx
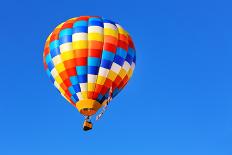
[43,16,136,130]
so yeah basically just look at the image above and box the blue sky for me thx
[0,0,231,154]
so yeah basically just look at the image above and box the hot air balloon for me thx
[43,16,136,131]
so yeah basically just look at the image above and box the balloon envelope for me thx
[43,16,136,116]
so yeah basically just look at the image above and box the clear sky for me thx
[0,0,231,154]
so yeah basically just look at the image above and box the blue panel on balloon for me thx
[49,40,59,50]
[77,75,87,83]
[88,57,101,66]
[73,26,88,33]
[59,28,72,38]
[70,76,78,85]
[72,84,81,92]
[101,59,112,69]
[76,66,87,75]
[114,55,124,66]
[50,48,60,58]
[68,86,76,95]
[102,50,115,61]
[74,21,88,27]
[88,66,99,75]
[59,35,72,45]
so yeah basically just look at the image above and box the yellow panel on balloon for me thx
[88,33,103,42]
[118,69,127,79]
[73,41,88,49]
[104,28,118,38]
[55,76,63,84]
[96,76,106,85]
[61,51,74,61]
[55,63,66,73]
[81,92,88,99]
[88,83,95,91]
[108,70,117,81]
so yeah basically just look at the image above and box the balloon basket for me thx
[83,120,92,131]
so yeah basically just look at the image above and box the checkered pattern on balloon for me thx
[43,16,136,119]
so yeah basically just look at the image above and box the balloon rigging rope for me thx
[96,87,113,121]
